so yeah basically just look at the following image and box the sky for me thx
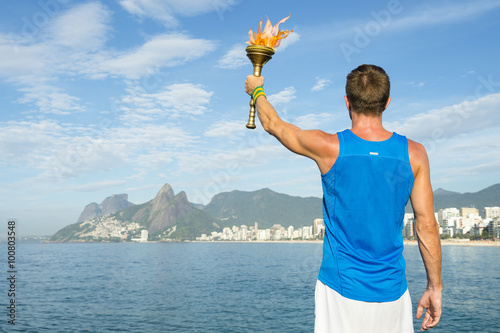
[1,0,500,237]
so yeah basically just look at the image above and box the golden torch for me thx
[245,15,293,129]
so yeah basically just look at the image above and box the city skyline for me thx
[1,0,500,237]
[43,203,499,242]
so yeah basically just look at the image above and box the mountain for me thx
[203,188,323,229]
[50,184,219,242]
[51,182,499,242]
[432,183,500,213]
[77,194,133,222]
[114,183,219,237]
[404,183,500,213]
[433,188,460,196]
[130,184,192,234]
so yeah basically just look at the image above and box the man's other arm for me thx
[409,140,443,331]
[245,75,337,174]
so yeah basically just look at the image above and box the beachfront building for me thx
[461,207,479,219]
[292,229,300,239]
[484,207,500,219]
[313,219,325,238]
[221,227,233,240]
[239,225,248,241]
[257,229,267,241]
[442,216,462,235]
[463,214,482,234]
[442,226,454,237]
[472,222,489,236]
[487,219,500,238]
[302,226,313,239]
[132,229,149,242]
[404,216,415,239]
[438,208,460,225]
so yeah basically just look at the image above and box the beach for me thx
[404,239,500,247]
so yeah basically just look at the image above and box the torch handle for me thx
[246,66,263,129]
[246,98,257,129]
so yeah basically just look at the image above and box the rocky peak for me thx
[77,193,133,222]
[151,183,176,214]
[148,188,193,235]
[77,202,100,223]
[100,194,132,216]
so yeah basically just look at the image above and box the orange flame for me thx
[247,14,293,49]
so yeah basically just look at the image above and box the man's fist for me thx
[245,75,265,95]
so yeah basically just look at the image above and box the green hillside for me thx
[203,188,322,229]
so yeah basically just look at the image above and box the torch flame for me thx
[247,14,293,49]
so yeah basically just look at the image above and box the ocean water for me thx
[1,242,499,332]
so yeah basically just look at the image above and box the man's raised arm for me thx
[409,140,443,331]
[245,75,337,174]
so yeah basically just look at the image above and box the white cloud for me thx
[117,82,213,122]
[135,151,175,169]
[267,87,296,106]
[0,38,49,77]
[46,2,111,51]
[386,0,500,32]
[408,81,425,88]
[452,161,500,175]
[0,117,199,183]
[460,70,476,78]
[424,128,500,189]
[0,4,109,115]
[218,44,248,69]
[69,180,127,192]
[119,0,238,27]
[175,143,288,176]
[90,34,216,79]
[0,2,112,78]
[17,83,84,115]
[0,123,129,183]
[153,83,213,115]
[124,183,164,192]
[0,119,68,166]
[109,124,198,151]
[311,77,331,92]
[384,93,500,144]
[312,0,500,44]
[294,113,334,129]
[0,4,217,117]
[383,92,500,186]
[204,120,247,139]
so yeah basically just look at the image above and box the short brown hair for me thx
[345,64,390,116]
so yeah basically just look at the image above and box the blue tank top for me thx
[318,129,414,302]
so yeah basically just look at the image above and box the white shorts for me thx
[314,280,414,333]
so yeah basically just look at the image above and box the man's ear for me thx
[384,97,391,110]
[344,95,351,111]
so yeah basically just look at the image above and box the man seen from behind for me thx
[244,64,442,332]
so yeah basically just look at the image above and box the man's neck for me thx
[350,112,392,141]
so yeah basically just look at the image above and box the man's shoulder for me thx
[321,131,339,151]
[303,129,338,144]
[407,138,427,155]
[406,138,429,170]
[324,130,339,142]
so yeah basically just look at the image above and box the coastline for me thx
[39,239,500,246]
[404,239,500,247]
[199,239,500,247]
